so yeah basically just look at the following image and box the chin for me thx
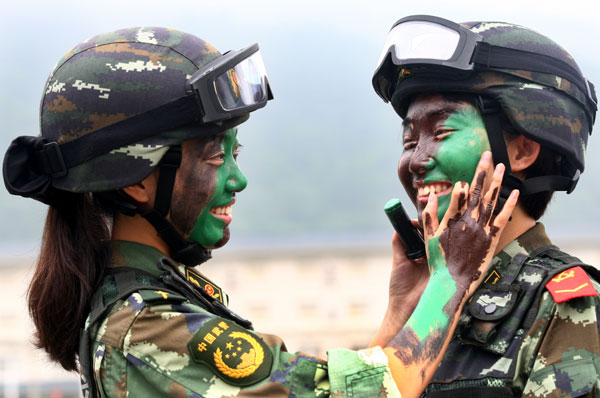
[209,227,230,249]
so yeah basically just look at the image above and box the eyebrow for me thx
[403,105,463,128]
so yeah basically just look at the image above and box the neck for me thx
[112,212,171,256]
[494,203,535,256]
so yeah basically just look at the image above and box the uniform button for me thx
[484,303,497,314]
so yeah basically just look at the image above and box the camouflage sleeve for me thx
[92,291,401,397]
[517,279,600,398]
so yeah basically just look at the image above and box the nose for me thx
[225,162,248,192]
[408,143,435,177]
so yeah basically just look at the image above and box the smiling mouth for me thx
[416,182,453,202]
[210,205,232,216]
[210,201,235,223]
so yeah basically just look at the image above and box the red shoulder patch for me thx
[545,266,598,303]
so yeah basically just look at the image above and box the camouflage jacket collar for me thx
[109,240,168,280]
[487,222,552,282]
[109,240,229,305]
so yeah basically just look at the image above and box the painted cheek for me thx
[398,154,416,203]
[187,150,230,248]
[187,177,225,247]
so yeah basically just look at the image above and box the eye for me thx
[434,129,455,140]
[403,136,416,150]
[207,151,225,166]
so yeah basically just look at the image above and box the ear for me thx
[505,134,541,173]
[121,169,158,209]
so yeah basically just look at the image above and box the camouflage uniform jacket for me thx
[83,241,401,398]
[424,223,600,397]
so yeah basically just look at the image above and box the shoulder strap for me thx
[87,269,176,327]
[528,244,582,265]
[522,246,600,329]
[79,268,176,398]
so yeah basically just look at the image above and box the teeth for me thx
[418,184,450,197]
[211,205,233,216]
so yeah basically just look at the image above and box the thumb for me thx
[422,192,438,240]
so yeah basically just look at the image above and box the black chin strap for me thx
[476,96,580,211]
[140,209,212,266]
[140,145,212,266]
[98,146,211,267]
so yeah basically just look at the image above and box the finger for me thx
[491,189,519,235]
[481,163,505,222]
[391,232,409,264]
[422,192,438,239]
[410,219,424,236]
[438,181,469,230]
[468,151,493,214]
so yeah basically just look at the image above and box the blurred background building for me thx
[2,240,600,397]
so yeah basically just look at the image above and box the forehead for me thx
[405,94,475,124]
[184,129,239,153]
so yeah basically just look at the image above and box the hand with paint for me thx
[371,229,429,348]
[380,152,518,398]
[421,151,519,299]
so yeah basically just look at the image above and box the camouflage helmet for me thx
[4,27,260,203]
[373,16,597,193]
[46,27,251,192]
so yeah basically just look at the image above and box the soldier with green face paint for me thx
[3,26,519,398]
[373,15,600,397]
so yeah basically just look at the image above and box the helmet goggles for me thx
[189,43,273,123]
[373,15,597,120]
[3,43,273,203]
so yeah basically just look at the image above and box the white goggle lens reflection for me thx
[215,51,268,111]
[376,21,460,68]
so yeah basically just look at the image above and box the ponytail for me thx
[28,191,111,371]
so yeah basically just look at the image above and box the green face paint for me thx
[430,106,490,221]
[186,129,247,248]
[399,97,491,223]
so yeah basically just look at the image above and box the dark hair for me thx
[28,191,111,371]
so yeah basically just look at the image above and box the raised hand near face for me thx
[422,151,519,300]
[371,230,430,348]
[381,151,519,398]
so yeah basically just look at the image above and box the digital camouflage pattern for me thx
[41,27,245,193]
[424,223,600,397]
[86,241,401,397]
[391,22,596,175]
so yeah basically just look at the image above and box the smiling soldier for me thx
[372,16,600,397]
[4,26,519,398]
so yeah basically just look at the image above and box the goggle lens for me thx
[376,21,460,68]
[214,50,268,111]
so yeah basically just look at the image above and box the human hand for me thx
[422,151,518,301]
[371,230,430,347]
[389,228,429,320]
